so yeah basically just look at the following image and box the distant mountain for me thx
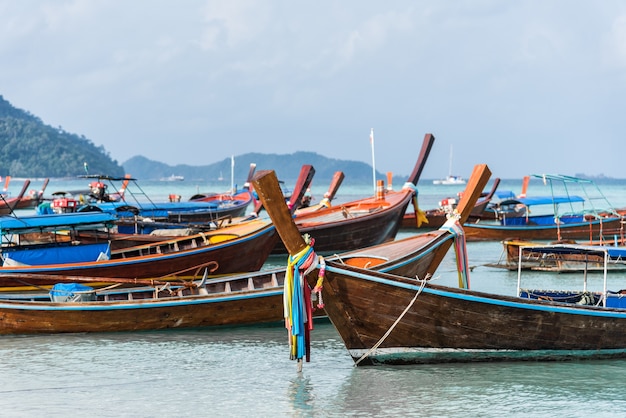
[0,95,124,177]
[123,152,397,185]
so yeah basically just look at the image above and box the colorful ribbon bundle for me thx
[284,241,325,363]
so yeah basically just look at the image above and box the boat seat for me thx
[209,234,239,244]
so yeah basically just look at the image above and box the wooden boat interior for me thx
[0,268,286,303]
[331,230,451,270]
[295,199,395,226]
[516,243,626,306]
[109,219,270,258]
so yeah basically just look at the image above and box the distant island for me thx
[122,153,397,185]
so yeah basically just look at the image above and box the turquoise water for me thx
[2,325,626,417]
[0,177,625,416]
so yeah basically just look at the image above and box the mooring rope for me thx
[354,275,430,366]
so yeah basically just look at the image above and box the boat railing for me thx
[517,244,614,307]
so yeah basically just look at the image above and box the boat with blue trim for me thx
[463,174,625,241]
[252,162,492,367]
[256,164,626,366]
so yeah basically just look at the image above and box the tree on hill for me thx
[0,95,124,177]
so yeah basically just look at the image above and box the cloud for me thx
[0,0,625,179]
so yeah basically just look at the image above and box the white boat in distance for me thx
[161,174,185,181]
[433,175,466,185]
[433,145,466,185]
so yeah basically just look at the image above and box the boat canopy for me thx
[498,195,585,207]
[520,243,626,260]
[517,243,626,307]
[96,200,220,214]
[0,212,117,234]
[3,241,111,266]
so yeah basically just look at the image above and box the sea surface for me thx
[1,176,626,417]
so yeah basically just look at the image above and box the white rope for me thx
[354,275,430,366]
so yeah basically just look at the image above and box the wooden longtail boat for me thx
[401,178,501,229]
[0,179,49,215]
[0,219,481,335]
[462,174,625,242]
[487,238,626,271]
[271,133,436,254]
[463,213,625,242]
[187,162,257,215]
[0,217,277,286]
[0,168,484,334]
[256,166,626,366]
[252,163,494,366]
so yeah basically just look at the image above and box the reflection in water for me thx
[289,375,314,414]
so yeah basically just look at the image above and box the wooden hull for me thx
[273,191,414,254]
[0,220,278,286]
[463,217,625,242]
[309,261,626,365]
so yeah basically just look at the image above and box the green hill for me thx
[0,95,124,177]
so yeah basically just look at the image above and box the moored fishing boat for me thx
[486,237,626,271]
[0,167,487,334]
[0,216,277,286]
[252,164,626,367]
[251,163,492,367]
[271,133,436,254]
[0,178,49,214]
[462,174,625,242]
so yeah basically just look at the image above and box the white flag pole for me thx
[231,155,235,194]
[370,128,376,194]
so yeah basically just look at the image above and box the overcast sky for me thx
[1,1,625,179]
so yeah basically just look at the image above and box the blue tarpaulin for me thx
[499,195,585,207]
[3,242,110,266]
[49,283,95,302]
